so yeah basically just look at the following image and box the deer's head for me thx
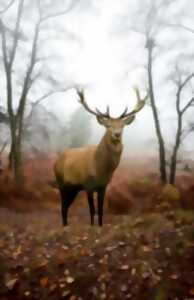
[77,88,148,144]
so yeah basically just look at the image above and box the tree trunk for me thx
[8,141,14,170]
[147,40,167,184]
[8,118,23,184]
[169,115,182,184]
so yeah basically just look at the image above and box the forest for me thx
[0,0,194,299]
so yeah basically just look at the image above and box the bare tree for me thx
[130,0,173,184]
[129,0,193,184]
[0,0,78,183]
[169,69,194,184]
[0,141,8,173]
[146,37,167,183]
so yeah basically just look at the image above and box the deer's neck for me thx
[94,131,123,184]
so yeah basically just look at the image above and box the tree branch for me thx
[167,23,194,34]
[31,87,74,107]
[0,20,9,70]
[0,0,15,14]
[26,87,74,123]
[181,97,194,114]
[17,0,79,119]
[9,0,24,68]
[16,19,40,134]
[180,73,194,90]
[39,0,79,23]
[175,72,194,115]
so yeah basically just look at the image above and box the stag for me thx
[54,88,148,226]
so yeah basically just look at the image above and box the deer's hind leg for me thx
[59,186,79,226]
[87,191,95,226]
[97,187,106,226]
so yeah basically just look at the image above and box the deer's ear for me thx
[124,115,135,125]
[96,116,108,126]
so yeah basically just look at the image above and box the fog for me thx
[0,0,194,157]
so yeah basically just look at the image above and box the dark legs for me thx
[59,186,106,227]
[87,191,95,226]
[97,187,106,226]
[59,187,79,226]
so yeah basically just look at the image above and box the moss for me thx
[129,177,155,189]
[175,209,194,223]
[160,184,181,203]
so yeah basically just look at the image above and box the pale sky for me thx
[1,0,194,154]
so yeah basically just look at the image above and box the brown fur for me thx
[54,130,123,191]
[54,87,147,226]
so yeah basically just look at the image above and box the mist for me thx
[1,1,194,299]
[1,0,194,161]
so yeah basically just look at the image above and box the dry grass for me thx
[0,156,194,214]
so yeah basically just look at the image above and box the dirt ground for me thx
[0,208,194,300]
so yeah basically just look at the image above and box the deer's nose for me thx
[113,132,121,139]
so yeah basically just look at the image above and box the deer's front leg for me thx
[97,187,106,226]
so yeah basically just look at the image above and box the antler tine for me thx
[76,89,84,103]
[76,88,99,117]
[95,105,111,118]
[119,87,148,119]
[76,88,112,118]
[134,86,141,102]
[119,107,128,118]
[134,86,149,103]
[106,106,110,117]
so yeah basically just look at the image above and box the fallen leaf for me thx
[40,277,48,287]
[105,246,116,252]
[121,285,128,292]
[189,288,194,296]
[62,290,71,298]
[66,276,75,284]
[165,247,171,256]
[49,284,57,293]
[169,274,179,280]
[91,286,98,296]
[119,265,129,271]
[142,246,151,252]
[13,245,22,259]
[5,278,18,290]
[142,272,150,279]
[62,245,69,250]
[131,268,136,275]
[119,241,126,247]
[64,269,70,276]
[36,259,48,269]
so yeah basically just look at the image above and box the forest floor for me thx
[0,208,194,300]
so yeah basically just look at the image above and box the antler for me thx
[119,87,148,119]
[77,87,148,120]
[96,106,110,118]
[76,88,111,118]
